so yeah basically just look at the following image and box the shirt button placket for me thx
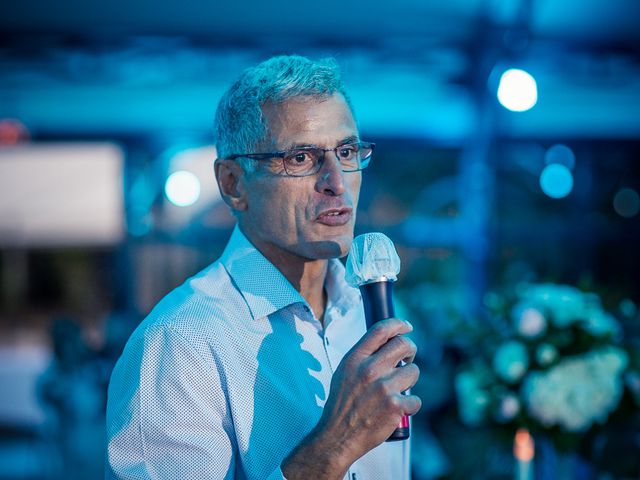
[322,332,335,372]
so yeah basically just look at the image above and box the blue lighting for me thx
[540,164,573,199]
[165,170,201,207]
[497,69,538,112]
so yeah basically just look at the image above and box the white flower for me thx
[493,340,529,383]
[495,393,521,423]
[521,347,628,432]
[535,343,558,367]
[521,284,585,328]
[518,284,622,338]
[581,311,621,338]
[512,304,547,338]
[516,284,622,338]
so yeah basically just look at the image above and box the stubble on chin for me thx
[311,231,354,259]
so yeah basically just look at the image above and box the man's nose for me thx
[314,153,346,196]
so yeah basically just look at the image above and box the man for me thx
[106,55,421,479]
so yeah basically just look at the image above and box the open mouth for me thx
[316,207,352,226]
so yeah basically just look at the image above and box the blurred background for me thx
[1,0,639,478]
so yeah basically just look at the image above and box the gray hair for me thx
[213,55,354,170]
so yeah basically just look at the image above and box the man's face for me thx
[238,93,362,263]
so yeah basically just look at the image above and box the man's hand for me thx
[281,318,421,479]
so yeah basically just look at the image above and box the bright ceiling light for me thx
[497,68,538,112]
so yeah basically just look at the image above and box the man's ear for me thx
[215,159,248,212]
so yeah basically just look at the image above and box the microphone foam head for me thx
[345,232,401,287]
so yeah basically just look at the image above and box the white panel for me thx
[0,143,124,246]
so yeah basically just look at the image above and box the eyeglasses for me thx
[227,141,375,177]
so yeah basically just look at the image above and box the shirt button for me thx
[325,336,330,346]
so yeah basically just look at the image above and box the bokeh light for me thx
[540,164,573,199]
[613,188,640,218]
[164,170,201,207]
[544,144,575,170]
[497,69,538,112]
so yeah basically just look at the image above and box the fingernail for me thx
[404,320,413,330]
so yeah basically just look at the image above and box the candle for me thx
[514,428,534,480]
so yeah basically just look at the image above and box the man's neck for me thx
[295,261,328,323]
[270,256,329,323]
[240,228,330,322]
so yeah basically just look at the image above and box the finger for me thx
[370,335,417,370]
[384,362,420,394]
[395,393,422,416]
[352,318,412,357]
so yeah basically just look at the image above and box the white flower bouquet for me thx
[454,283,640,460]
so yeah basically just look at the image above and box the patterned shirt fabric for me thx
[106,226,410,479]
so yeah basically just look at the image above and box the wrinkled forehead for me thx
[260,93,358,150]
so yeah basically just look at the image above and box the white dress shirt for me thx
[106,226,410,479]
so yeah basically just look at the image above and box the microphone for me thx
[345,232,410,441]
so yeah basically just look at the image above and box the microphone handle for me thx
[359,281,410,442]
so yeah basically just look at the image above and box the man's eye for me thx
[286,151,313,164]
[338,145,357,158]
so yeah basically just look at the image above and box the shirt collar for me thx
[220,226,305,320]
[220,225,360,321]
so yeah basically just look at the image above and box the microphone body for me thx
[359,280,395,329]
[358,280,410,441]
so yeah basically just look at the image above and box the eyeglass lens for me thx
[282,143,371,176]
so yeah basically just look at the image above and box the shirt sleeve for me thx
[106,324,243,479]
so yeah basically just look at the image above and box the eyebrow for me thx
[338,135,360,145]
[282,135,360,151]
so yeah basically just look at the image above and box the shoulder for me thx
[128,260,251,358]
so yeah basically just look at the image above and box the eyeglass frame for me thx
[225,141,375,177]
